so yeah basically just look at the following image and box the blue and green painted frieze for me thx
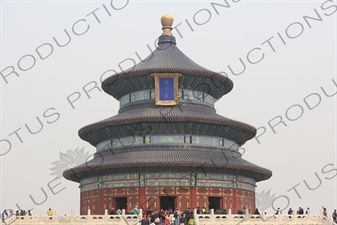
[80,171,255,192]
[96,135,239,151]
[119,89,215,107]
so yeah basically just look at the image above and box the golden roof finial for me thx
[161,14,174,35]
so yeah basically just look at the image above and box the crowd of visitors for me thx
[14,210,32,216]
[109,207,122,215]
[1,209,32,223]
[105,205,337,225]
[1,209,31,223]
[138,207,195,225]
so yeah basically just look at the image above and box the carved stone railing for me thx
[1,214,17,225]
[193,209,337,225]
[2,208,336,225]
[2,209,142,225]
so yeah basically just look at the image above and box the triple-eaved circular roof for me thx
[64,15,272,184]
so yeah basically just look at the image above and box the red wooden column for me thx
[80,192,83,215]
[190,186,197,209]
[252,191,256,212]
[138,187,146,212]
[232,189,237,214]
[98,189,104,214]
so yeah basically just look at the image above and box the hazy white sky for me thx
[1,0,336,216]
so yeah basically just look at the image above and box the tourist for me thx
[154,214,160,225]
[275,208,282,215]
[215,209,222,214]
[141,213,148,225]
[196,207,200,214]
[149,216,156,225]
[332,209,337,223]
[146,207,153,216]
[28,210,32,216]
[183,208,191,225]
[288,208,293,215]
[164,213,170,225]
[160,209,165,224]
[2,209,8,223]
[15,210,19,216]
[179,214,186,225]
[109,207,115,215]
[202,207,206,214]
[254,208,260,215]
[298,207,304,215]
[305,208,310,214]
[133,206,139,215]
[188,216,195,225]
[323,208,327,217]
[222,209,227,215]
[47,208,53,217]
[116,208,122,215]
[141,217,150,225]
[174,208,180,225]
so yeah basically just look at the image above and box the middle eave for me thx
[78,101,257,146]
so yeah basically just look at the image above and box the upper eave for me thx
[101,36,233,100]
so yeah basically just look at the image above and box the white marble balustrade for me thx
[2,208,336,225]
[194,208,336,225]
[2,209,141,225]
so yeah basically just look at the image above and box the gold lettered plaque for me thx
[152,73,181,106]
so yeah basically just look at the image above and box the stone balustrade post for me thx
[87,209,91,223]
[307,209,310,223]
[228,209,232,222]
[277,210,282,224]
[122,209,125,216]
[292,208,296,224]
[210,209,214,224]
[139,208,143,225]
[104,209,108,223]
[193,208,198,225]
[245,207,249,222]
[39,211,43,223]
[261,210,265,221]
[54,210,58,223]
[70,211,74,223]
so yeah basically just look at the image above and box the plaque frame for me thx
[152,73,181,106]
